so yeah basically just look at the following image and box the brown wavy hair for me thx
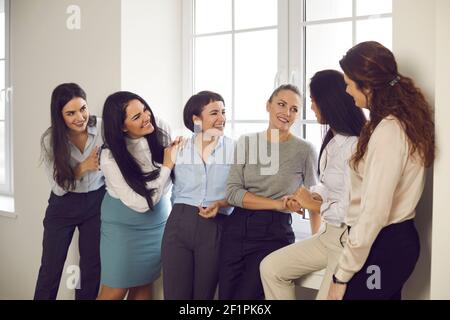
[339,41,435,169]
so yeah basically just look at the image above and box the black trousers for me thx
[218,208,295,300]
[344,219,420,300]
[162,203,225,300]
[34,186,105,300]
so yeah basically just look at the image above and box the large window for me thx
[187,0,279,139]
[0,0,11,195]
[184,0,392,238]
[300,0,392,147]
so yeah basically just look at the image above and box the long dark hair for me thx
[41,83,96,191]
[102,91,170,210]
[339,41,435,169]
[309,70,366,172]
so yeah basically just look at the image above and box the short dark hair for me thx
[268,84,301,102]
[183,91,225,132]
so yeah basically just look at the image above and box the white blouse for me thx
[101,137,171,213]
[310,134,358,227]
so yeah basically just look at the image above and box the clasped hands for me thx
[278,186,320,215]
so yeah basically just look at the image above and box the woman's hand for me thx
[198,202,220,219]
[274,196,289,212]
[163,137,185,169]
[327,282,347,300]
[75,146,99,179]
[286,197,304,215]
[293,187,316,210]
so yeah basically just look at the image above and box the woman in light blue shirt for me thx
[35,83,105,300]
[161,91,234,300]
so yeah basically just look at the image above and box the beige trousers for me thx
[260,223,347,300]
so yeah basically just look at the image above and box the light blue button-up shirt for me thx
[43,118,105,196]
[171,135,235,215]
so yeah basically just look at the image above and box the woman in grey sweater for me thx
[218,84,318,300]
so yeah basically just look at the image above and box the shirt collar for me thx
[192,133,225,152]
[87,123,98,137]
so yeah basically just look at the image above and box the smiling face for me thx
[193,100,226,135]
[61,97,89,133]
[344,74,371,109]
[266,89,300,132]
[122,99,154,139]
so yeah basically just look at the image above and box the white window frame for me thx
[0,0,12,196]
[183,0,391,140]
[295,0,392,141]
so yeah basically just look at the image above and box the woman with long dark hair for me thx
[97,91,180,300]
[35,83,105,300]
[328,41,435,300]
[260,70,366,299]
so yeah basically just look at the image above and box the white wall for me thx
[430,0,450,300]
[0,0,121,299]
[393,0,435,300]
[121,0,183,135]
[394,0,450,300]
[0,0,183,300]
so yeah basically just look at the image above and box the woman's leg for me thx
[344,220,420,300]
[315,225,347,300]
[260,230,328,300]
[77,212,101,300]
[96,285,128,300]
[34,199,77,300]
[127,283,153,300]
[193,216,223,300]
[161,204,195,300]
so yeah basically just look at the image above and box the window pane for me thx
[357,0,392,16]
[235,0,277,30]
[0,11,4,59]
[235,29,277,121]
[194,35,232,113]
[356,17,392,49]
[305,123,325,155]
[306,0,352,21]
[0,60,4,90]
[305,22,352,120]
[195,0,231,34]
[231,122,268,140]
[0,121,5,185]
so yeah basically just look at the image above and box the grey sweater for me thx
[227,132,318,211]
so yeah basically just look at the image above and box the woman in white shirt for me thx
[260,70,366,300]
[327,41,434,300]
[96,91,180,300]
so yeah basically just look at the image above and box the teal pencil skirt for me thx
[100,192,170,288]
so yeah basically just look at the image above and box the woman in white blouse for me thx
[260,70,366,300]
[327,41,434,300]
[96,91,181,300]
